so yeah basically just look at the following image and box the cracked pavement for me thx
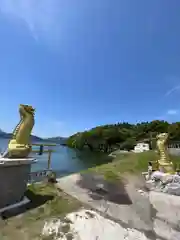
[56,173,180,240]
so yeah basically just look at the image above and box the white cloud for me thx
[167,109,178,115]
[165,85,180,97]
[0,0,61,42]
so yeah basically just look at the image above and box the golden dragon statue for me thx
[3,104,35,158]
[156,132,174,174]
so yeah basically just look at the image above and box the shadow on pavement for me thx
[77,172,132,205]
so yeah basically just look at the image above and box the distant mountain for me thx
[0,129,67,144]
[43,136,67,144]
[31,135,43,141]
[0,129,12,138]
[0,129,43,141]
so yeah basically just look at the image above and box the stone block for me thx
[173,175,180,184]
[0,158,36,209]
[165,183,180,196]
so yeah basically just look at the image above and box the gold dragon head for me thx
[19,104,35,116]
[156,132,169,142]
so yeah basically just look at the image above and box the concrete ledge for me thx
[0,158,37,167]
[0,159,36,209]
[0,196,30,214]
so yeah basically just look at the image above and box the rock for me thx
[151,171,166,181]
[141,172,150,181]
[146,172,180,196]
[137,189,149,197]
[42,209,151,240]
[173,175,180,184]
[151,171,175,184]
[161,175,174,184]
[145,180,155,190]
[165,183,180,196]
[145,173,152,181]
[145,179,163,191]
[95,183,108,193]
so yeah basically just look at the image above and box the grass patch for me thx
[26,182,82,220]
[0,182,82,240]
[103,170,120,182]
[87,151,180,182]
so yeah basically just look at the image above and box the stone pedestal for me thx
[0,158,37,209]
[143,170,180,196]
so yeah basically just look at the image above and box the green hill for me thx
[0,129,67,144]
[66,120,180,152]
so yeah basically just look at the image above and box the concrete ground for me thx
[42,209,151,240]
[55,173,180,240]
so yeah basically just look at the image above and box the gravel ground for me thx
[56,173,180,240]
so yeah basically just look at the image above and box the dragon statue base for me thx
[156,133,174,174]
[158,161,174,174]
[6,142,32,158]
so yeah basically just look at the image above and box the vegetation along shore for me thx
[66,120,180,153]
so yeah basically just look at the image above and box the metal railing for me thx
[168,144,180,148]
[28,143,57,183]
[28,169,53,183]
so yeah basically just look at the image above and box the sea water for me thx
[0,138,111,178]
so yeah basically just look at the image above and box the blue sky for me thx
[0,0,180,137]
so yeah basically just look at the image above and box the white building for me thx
[133,142,149,153]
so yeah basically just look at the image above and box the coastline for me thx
[1,150,180,239]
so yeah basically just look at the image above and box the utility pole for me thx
[149,132,153,150]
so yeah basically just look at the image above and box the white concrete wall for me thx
[134,143,149,153]
[168,148,180,156]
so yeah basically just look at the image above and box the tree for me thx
[120,138,136,151]
[66,120,180,152]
